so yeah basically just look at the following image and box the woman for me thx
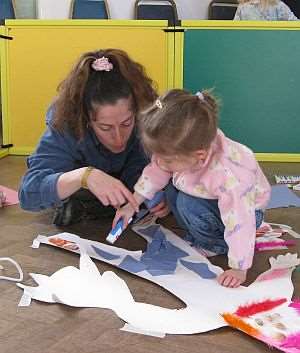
[19,49,169,225]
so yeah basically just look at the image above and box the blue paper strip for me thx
[91,245,121,260]
[138,224,161,238]
[180,259,217,279]
[115,225,190,277]
[139,226,189,276]
[119,255,148,273]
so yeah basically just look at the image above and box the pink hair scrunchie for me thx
[91,56,113,72]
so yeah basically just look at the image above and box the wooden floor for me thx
[0,156,300,353]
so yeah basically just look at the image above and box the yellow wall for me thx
[1,20,174,154]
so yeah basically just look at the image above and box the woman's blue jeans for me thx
[165,184,264,255]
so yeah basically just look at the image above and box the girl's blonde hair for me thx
[238,0,278,5]
[139,89,219,156]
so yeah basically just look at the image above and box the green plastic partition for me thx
[184,29,300,154]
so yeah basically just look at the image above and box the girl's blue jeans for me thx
[165,184,264,255]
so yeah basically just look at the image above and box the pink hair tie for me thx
[196,91,205,101]
[91,56,113,72]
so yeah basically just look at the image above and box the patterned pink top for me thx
[134,129,271,270]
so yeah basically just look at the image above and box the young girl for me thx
[113,89,271,288]
[234,0,298,20]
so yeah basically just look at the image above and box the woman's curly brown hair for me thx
[52,48,158,139]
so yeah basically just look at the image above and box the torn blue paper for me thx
[141,257,175,276]
[119,255,148,273]
[138,225,161,238]
[140,227,189,276]
[119,226,189,276]
[91,246,120,260]
[180,260,217,279]
[266,185,300,209]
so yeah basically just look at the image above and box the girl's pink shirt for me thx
[134,129,271,270]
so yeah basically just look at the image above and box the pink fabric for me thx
[134,130,271,270]
[0,185,19,206]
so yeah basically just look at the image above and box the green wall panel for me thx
[184,29,300,153]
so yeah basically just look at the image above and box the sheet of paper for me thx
[0,185,19,206]
[18,223,299,341]
[267,185,300,209]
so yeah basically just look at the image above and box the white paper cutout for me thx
[17,223,299,341]
[121,323,166,338]
[269,253,300,270]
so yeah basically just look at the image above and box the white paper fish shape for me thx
[18,223,300,346]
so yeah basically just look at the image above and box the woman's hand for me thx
[112,203,136,230]
[217,269,247,288]
[149,200,170,218]
[88,169,139,212]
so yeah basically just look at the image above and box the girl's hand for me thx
[217,269,247,288]
[149,200,170,218]
[112,203,136,230]
[87,169,139,212]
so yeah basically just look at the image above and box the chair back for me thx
[135,0,179,25]
[208,0,238,20]
[0,0,16,20]
[71,0,110,19]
